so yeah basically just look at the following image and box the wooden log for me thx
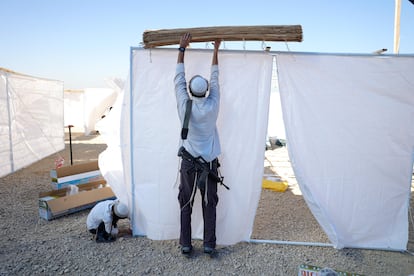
[142,25,302,48]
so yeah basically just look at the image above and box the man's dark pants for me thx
[89,222,113,242]
[178,157,219,249]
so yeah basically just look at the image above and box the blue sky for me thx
[1,0,413,89]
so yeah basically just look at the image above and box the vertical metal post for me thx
[68,125,74,165]
[130,47,136,235]
[393,0,401,54]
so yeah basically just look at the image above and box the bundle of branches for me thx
[142,25,303,48]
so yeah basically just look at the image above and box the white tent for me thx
[99,49,414,251]
[64,88,118,134]
[0,68,64,178]
[100,48,273,244]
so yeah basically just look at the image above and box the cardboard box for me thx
[50,161,104,190]
[39,180,116,221]
[50,161,99,178]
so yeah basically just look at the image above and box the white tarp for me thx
[0,68,64,178]
[276,53,414,250]
[64,90,85,133]
[99,48,273,245]
[99,49,413,251]
[64,88,118,134]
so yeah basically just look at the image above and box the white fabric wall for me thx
[100,48,273,245]
[83,88,118,135]
[64,88,118,134]
[0,68,64,178]
[276,53,414,250]
[97,89,130,206]
[64,90,85,133]
[98,49,413,251]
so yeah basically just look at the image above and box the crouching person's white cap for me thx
[189,75,208,97]
[114,201,129,218]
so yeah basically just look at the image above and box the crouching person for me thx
[87,199,129,243]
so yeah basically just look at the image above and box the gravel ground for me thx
[0,133,413,276]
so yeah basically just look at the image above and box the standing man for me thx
[174,33,221,258]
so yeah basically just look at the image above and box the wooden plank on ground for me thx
[142,25,303,48]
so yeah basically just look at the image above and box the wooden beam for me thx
[142,25,303,48]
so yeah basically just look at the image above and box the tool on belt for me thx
[178,146,229,190]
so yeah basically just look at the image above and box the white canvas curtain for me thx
[276,53,414,250]
[64,90,85,133]
[98,49,413,251]
[0,68,64,178]
[99,48,273,245]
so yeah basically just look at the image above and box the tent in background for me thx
[0,67,64,178]
[64,89,84,133]
[64,87,119,135]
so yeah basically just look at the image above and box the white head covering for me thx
[113,201,129,218]
[189,75,208,97]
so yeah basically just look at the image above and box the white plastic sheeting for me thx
[99,48,413,251]
[97,90,130,206]
[64,90,84,132]
[64,88,118,134]
[276,53,414,250]
[99,48,273,245]
[0,68,64,178]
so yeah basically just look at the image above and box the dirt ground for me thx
[0,133,413,275]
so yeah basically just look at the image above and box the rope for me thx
[204,162,211,206]
[284,40,291,52]
[173,157,181,188]
[180,171,198,211]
